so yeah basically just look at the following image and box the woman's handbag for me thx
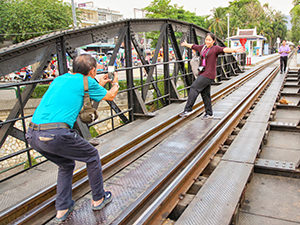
[79,76,98,123]
[190,45,210,78]
[190,55,200,78]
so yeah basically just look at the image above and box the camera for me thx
[108,66,115,80]
[198,66,205,72]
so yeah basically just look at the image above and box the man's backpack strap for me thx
[83,76,89,92]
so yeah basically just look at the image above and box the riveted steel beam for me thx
[0,19,227,76]
[167,24,190,88]
[163,23,170,105]
[56,36,68,75]
[0,49,54,148]
[141,23,167,104]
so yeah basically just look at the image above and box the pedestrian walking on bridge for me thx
[26,54,119,222]
[179,33,244,119]
[279,40,290,74]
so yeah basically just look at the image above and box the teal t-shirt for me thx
[32,73,107,128]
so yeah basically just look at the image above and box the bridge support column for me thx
[167,24,190,93]
[56,36,68,75]
[124,24,134,122]
[163,24,170,105]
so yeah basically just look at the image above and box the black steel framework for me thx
[0,18,245,181]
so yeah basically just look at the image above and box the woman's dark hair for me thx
[206,33,217,45]
[73,54,97,76]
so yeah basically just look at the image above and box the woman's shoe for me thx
[201,114,214,120]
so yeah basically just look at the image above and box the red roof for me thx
[239,30,254,35]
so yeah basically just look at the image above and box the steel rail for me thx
[0,57,278,225]
[121,66,280,225]
[131,53,293,225]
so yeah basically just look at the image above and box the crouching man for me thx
[26,54,119,222]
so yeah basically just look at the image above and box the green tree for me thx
[208,7,227,39]
[144,0,207,27]
[224,0,287,48]
[0,0,74,43]
[144,0,208,48]
[290,1,300,43]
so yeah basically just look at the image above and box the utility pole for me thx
[71,0,77,28]
[227,13,230,47]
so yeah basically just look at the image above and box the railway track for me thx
[0,56,282,225]
[117,65,281,225]
[168,54,300,225]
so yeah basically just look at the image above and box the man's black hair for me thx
[73,54,97,76]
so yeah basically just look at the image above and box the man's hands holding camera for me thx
[97,71,118,88]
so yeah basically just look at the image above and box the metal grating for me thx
[175,161,253,225]
[0,162,58,213]
[222,121,267,163]
[46,117,218,224]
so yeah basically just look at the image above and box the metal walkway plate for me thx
[265,130,300,150]
[175,161,253,225]
[46,117,219,225]
[239,173,300,223]
[223,69,286,163]
[275,109,300,124]
[260,146,300,164]
[247,69,285,123]
[238,212,300,225]
[222,121,267,163]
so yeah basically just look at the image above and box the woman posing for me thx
[179,33,244,118]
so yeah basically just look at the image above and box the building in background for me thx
[77,1,123,26]
[76,1,123,48]
[229,27,267,56]
[98,8,123,23]
[77,2,98,26]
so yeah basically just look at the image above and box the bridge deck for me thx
[175,60,286,225]
[42,64,278,224]
[0,62,259,215]
[0,55,289,225]
[175,59,300,225]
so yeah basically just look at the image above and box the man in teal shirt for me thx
[27,54,119,222]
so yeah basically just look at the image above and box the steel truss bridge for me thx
[0,18,245,180]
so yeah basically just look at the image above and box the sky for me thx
[70,0,294,18]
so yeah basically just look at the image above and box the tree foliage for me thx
[144,0,208,28]
[0,0,74,43]
[208,7,227,38]
[143,0,208,48]
[207,0,287,47]
[290,1,300,43]
[143,0,288,49]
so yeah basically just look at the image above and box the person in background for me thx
[26,54,119,222]
[278,40,290,74]
[179,33,244,119]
